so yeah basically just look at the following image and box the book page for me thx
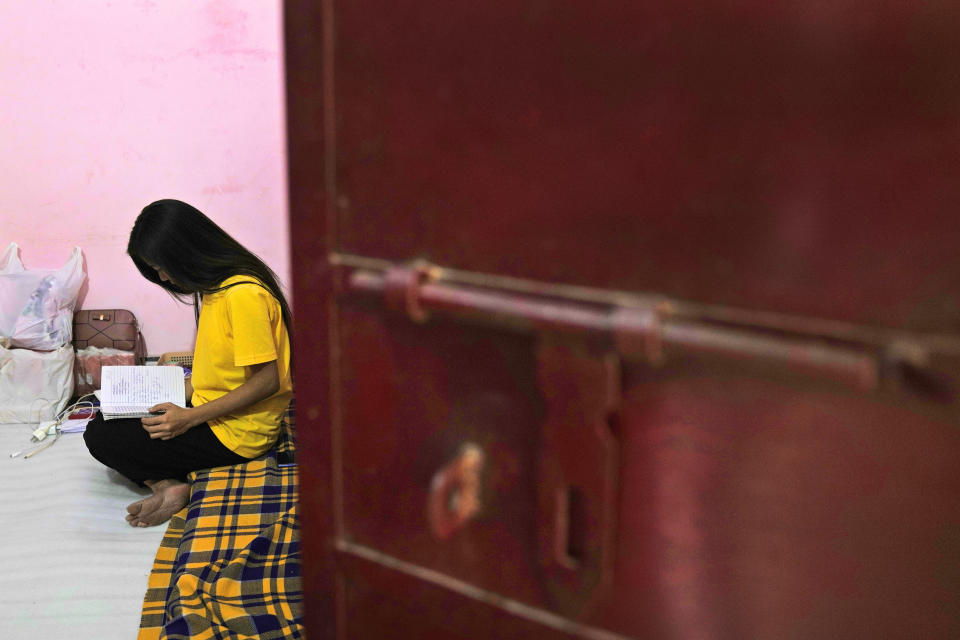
[100,366,186,417]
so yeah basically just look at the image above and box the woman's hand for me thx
[141,403,197,440]
[140,360,280,441]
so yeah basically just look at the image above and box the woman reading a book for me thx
[83,199,293,527]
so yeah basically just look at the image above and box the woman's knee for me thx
[83,417,114,460]
[83,421,100,450]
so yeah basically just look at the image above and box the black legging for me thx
[83,412,250,485]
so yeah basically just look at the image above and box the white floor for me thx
[0,423,166,639]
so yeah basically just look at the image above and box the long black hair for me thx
[127,199,292,334]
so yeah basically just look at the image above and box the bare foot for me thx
[125,479,189,527]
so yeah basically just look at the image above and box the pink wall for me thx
[0,0,288,356]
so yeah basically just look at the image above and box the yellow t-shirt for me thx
[191,275,292,458]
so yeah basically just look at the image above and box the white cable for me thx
[23,428,62,459]
[9,393,98,459]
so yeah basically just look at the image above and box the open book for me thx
[99,366,186,420]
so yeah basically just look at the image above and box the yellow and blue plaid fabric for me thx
[138,409,301,640]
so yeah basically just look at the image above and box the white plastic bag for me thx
[74,346,136,396]
[0,242,24,274]
[0,344,75,423]
[0,243,86,350]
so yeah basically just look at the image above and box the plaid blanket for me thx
[138,413,302,640]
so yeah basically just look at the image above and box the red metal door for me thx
[286,1,960,638]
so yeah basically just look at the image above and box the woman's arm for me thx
[142,360,280,440]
